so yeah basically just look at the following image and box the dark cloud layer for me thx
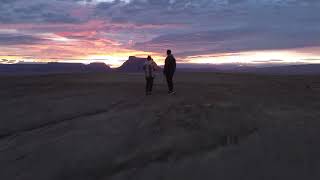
[0,34,44,45]
[92,0,320,56]
[134,26,320,57]
[0,0,84,24]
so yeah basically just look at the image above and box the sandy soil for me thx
[0,72,320,180]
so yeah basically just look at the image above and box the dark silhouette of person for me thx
[163,49,176,94]
[143,55,157,95]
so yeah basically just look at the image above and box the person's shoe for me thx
[168,91,176,95]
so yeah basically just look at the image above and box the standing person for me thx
[163,49,176,94]
[143,56,157,95]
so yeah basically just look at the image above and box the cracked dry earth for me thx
[0,72,320,180]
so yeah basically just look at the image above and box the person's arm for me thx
[172,56,176,71]
[152,61,157,71]
[163,57,168,74]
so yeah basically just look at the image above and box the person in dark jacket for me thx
[163,49,176,94]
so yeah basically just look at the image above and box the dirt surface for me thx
[0,72,320,180]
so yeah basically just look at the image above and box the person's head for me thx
[167,49,172,55]
[147,55,152,61]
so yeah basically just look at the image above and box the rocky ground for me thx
[0,72,320,180]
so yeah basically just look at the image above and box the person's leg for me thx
[169,74,174,92]
[146,77,150,94]
[165,74,170,92]
[166,74,173,92]
[149,77,154,92]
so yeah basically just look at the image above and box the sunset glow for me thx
[186,48,320,65]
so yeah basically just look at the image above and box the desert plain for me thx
[0,72,320,180]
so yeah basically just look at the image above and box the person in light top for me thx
[143,55,158,95]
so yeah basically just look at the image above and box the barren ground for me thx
[0,72,320,180]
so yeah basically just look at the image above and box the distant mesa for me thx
[117,56,159,72]
[117,56,146,72]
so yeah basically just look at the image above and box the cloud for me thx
[0,59,20,64]
[0,0,86,24]
[133,25,320,58]
[93,0,320,50]
[0,0,320,64]
[0,34,44,45]
[252,59,284,63]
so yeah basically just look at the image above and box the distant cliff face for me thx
[117,56,147,72]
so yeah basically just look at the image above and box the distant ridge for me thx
[1,59,320,75]
[0,62,112,75]
[175,64,220,72]
[175,63,320,75]
[231,64,320,75]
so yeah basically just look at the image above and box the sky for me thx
[0,0,320,67]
